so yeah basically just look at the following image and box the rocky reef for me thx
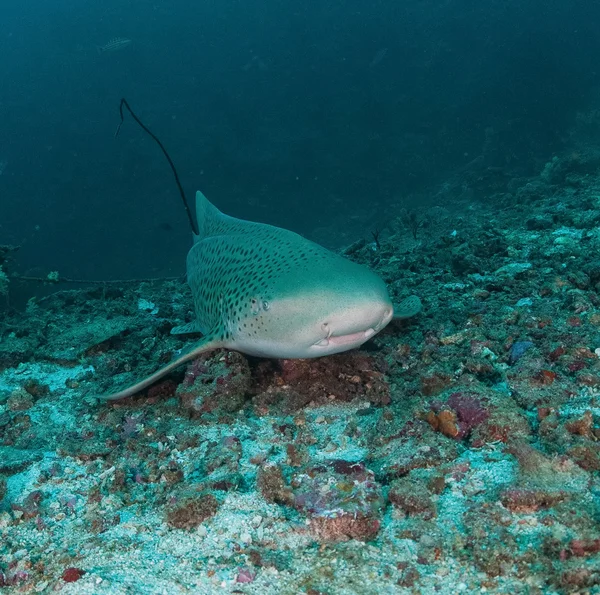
[2,153,600,594]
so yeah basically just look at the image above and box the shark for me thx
[101,191,421,400]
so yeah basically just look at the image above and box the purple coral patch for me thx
[447,392,489,438]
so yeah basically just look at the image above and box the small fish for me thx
[369,48,388,68]
[97,38,132,54]
[242,54,268,72]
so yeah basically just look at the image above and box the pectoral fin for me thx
[171,321,202,335]
[393,295,422,320]
[99,334,223,401]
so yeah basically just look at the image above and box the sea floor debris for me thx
[2,158,600,593]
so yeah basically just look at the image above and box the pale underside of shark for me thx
[101,191,421,400]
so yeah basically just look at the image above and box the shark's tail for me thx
[114,98,198,234]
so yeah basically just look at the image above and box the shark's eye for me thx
[321,322,331,337]
[262,300,270,311]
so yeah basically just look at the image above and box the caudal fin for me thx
[99,335,223,401]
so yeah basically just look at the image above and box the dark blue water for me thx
[1,0,598,299]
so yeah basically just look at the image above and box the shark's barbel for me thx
[101,191,421,400]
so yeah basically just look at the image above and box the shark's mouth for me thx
[313,328,376,348]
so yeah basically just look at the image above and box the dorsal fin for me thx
[194,190,227,241]
[193,190,269,241]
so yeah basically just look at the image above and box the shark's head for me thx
[231,256,394,358]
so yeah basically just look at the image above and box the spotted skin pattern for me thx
[188,198,339,345]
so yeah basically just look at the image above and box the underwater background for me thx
[1,0,599,296]
[3,1,600,594]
